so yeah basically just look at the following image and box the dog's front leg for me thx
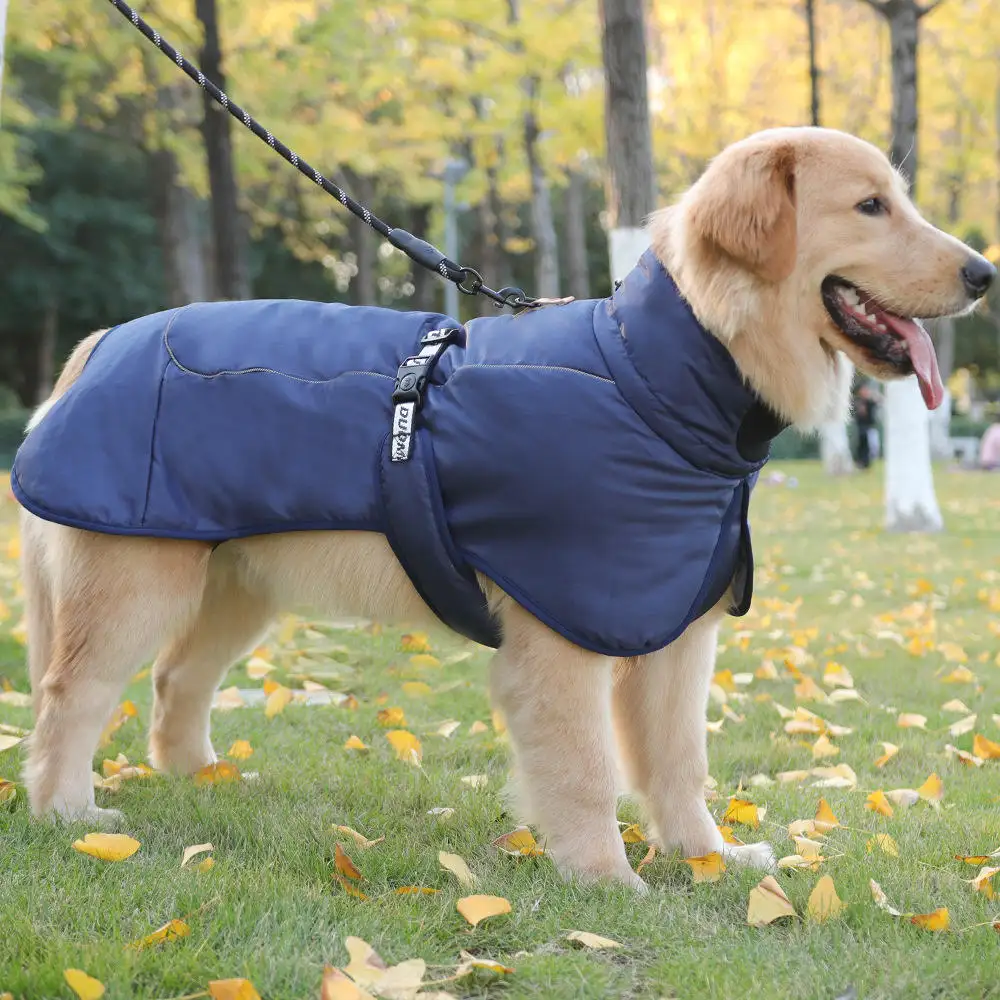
[491,600,643,891]
[612,611,775,871]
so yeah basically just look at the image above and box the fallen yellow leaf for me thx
[973,734,1000,760]
[949,714,977,738]
[636,844,657,873]
[227,739,253,760]
[867,833,899,857]
[245,656,275,680]
[334,874,369,900]
[814,798,839,833]
[866,790,894,818]
[910,908,950,932]
[620,822,646,843]
[435,720,461,738]
[265,684,293,718]
[566,930,623,949]
[941,698,971,713]
[941,666,976,684]
[127,918,190,950]
[0,779,16,805]
[469,720,489,735]
[401,632,431,652]
[409,654,441,669]
[71,833,140,862]
[401,681,432,697]
[870,879,902,916]
[685,852,726,883]
[806,875,845,923]
[335,843,363,881]
[376,706,406,727]
[0,733,24,753]
[938,642,968,663]
[193,761,242,786]
[64,969,105,1000]
[394,886,440,895]
[897,713,927,730]
[320,966,376,1000]
[917,772,944,805]
[874,742,899,768]
[385,729,422,764]
[967,866,1000,898]
[747,875,796,926]
[335,826,385,849]
[456,894,511,927]
[208,979,262,1000]
[455,951,515,976]
[181,842,213,867]
[439,850,476,887]
[723,797,760,829]
[492,827,544,856]
[344,735,368,752]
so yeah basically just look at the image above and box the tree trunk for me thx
[565,168,591,300]
[865,0,942,531]
[195,0,249,300]
[523,93,560,298]
[820,422,855,474]
[884,378,942,531]
[599,0,655,282]
[344,169,377,306]
[806,0,820,126]
[36,300,57,404]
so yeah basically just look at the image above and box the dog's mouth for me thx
[821,276,944,410]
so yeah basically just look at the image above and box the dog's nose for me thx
[961,255,996,298]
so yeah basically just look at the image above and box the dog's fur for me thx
[17,127,991,890]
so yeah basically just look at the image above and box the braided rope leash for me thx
[104,0,537,311]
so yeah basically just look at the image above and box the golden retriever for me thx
[15,127,994,891]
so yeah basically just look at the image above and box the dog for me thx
[12,127,995,891]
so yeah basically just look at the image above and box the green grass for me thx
[2,463,1000,1000]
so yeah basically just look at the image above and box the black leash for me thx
[105,0,537,312]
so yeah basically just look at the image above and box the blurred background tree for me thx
[1,0,998,476]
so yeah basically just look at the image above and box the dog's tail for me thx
[26,329,108,432]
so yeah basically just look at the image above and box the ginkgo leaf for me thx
[456,895,511,927]
[917,773,944,805]
[181,842,213,867]
[794,676,827,702]
[897,713,927,729]
[938,642,968,663]
[814,798,839,833]
[822,662,854,689]
[887,788,920,808]
[265,684,293,718]
[127,918,190,950]
[439,851,476,887]
[874,742,899,768]
[0,779,16,805]
[64,969,105,1000]
[967,866,1000,898]
[193,761,242,786]
[400,632,431,652]
[0,733,23,752]
[335,843,363,881]
[344,735,369,752]
[973,734,1000,760]
[949,714,977,737]
[321,966,376,1000]
[394,886,441,895]
[619,822,646,843]
[208,978,262,1000]
[812,734,839,759]
[787,819,817,838]
[685,852,725,883]
[566,930,623,949]
[718,825,744,845]
[866,790,894,818]
[869,879,902,916]
[227,739,253,760]
[334,875,369,900]
[941,666,976,684]
[335,826,385,849]
[386,729,422,764]
[945,744,983,767]
[810,763,858,788]
[723,798,760,828]
[409,654,441,669]
[469,720,489,735]
[747,875,796,926]
[245,656,275,680]
[941,699,971,713]
[213,687,247,711]
[778,854,820,871]
[377,707,406,727]
[910,908,950,931]
[72,833,140,861]
[435,720,461,738]
[807,875,845,922]
[401,681,432,697]
[492,827,544,856]
[867,834,899,857]
[455,951,515,976]
[636,845,657,873]
[461,774,488,788]
[777,770,811,784]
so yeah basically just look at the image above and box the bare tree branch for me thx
[917,0,947,18]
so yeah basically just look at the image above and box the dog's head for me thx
[653,127,996,427]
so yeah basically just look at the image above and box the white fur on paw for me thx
[722,841,777,872]
[53,805,125,828]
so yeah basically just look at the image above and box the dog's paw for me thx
[722,840,777,873]
[50,805,125,828]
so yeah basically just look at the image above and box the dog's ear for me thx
[688,142,797,283]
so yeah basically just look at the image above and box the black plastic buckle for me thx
[392,355,432,406]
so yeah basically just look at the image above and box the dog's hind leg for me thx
[25,531,210,823]
[149,550,275,774]
[20,512,55,720]
[612,611,775,871]
[490,599,643,891]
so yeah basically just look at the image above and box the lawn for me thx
[1,462,999,1000]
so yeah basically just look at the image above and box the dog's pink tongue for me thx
[881,313,944,410]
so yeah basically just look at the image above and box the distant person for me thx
[979,422,1000,470]
[853,382,879,469]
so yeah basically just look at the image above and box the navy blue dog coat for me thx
[12,251,785,657]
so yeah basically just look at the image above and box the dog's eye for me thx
[856,197,887,217]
